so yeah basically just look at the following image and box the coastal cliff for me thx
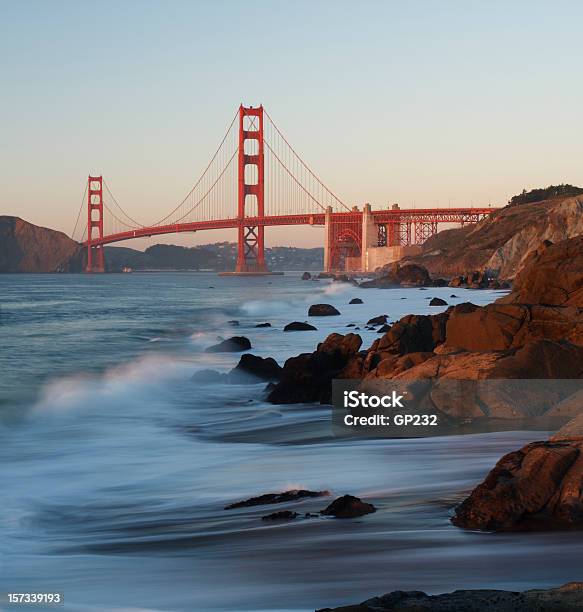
[401,195,583,279]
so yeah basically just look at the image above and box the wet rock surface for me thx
[225,489,329,510]
[349,298,364,304]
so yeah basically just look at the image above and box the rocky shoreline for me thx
[317,582,583,611]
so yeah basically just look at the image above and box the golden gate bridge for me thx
[72,105,493,274]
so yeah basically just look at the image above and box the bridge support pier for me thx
[86,175,105,273]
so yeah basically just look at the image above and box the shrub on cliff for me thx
[508,184,583,206]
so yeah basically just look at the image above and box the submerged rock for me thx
[284,321,317,332]
[225,489,329,510]
[261,510,299,521]
[308,304,341,316]
[255,322,271,328]
[320,495,376,518]
[205,336,252,352]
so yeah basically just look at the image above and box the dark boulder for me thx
[349,298,363,304]
[284,321,317,332]
[225,489,329,509]
[268,333,362,404]
[429,297,448,306]
[205,336,252,352]
[228,354,282,383]
[320,495,376,518]
[254,322,271,328]
[308,303,341,316]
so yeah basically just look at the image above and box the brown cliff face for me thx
[0,216,83,273]
[401,196,583,279]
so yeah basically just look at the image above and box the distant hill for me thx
[0,216,324,272]
[105,243,323,272]
[402,194,583,279]
[0,216,83,272]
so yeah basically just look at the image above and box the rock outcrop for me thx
[499,236,583,307]
[452,439,583,531]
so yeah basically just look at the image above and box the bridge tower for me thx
[86,175,105,273]
[236,105,268,273]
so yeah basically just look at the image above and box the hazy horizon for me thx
[2,0,582,248]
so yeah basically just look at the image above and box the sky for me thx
[2,0,582,249]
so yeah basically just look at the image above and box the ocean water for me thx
[1,273,581,612]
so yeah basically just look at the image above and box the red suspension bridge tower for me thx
[86,175,105,273]
[236,105,267,273]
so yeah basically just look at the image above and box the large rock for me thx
[308,304,341,316]
[452,440,583,530]
[317,582,583,612]
[267,333,362,404]
[360,263,431,288]
[205,336,252,352]
[500,236,583,307]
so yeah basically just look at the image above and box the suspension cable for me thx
[152,108,240,226]
[71,182,88,240]
[264,109,350,211]
[103,179,144,227]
